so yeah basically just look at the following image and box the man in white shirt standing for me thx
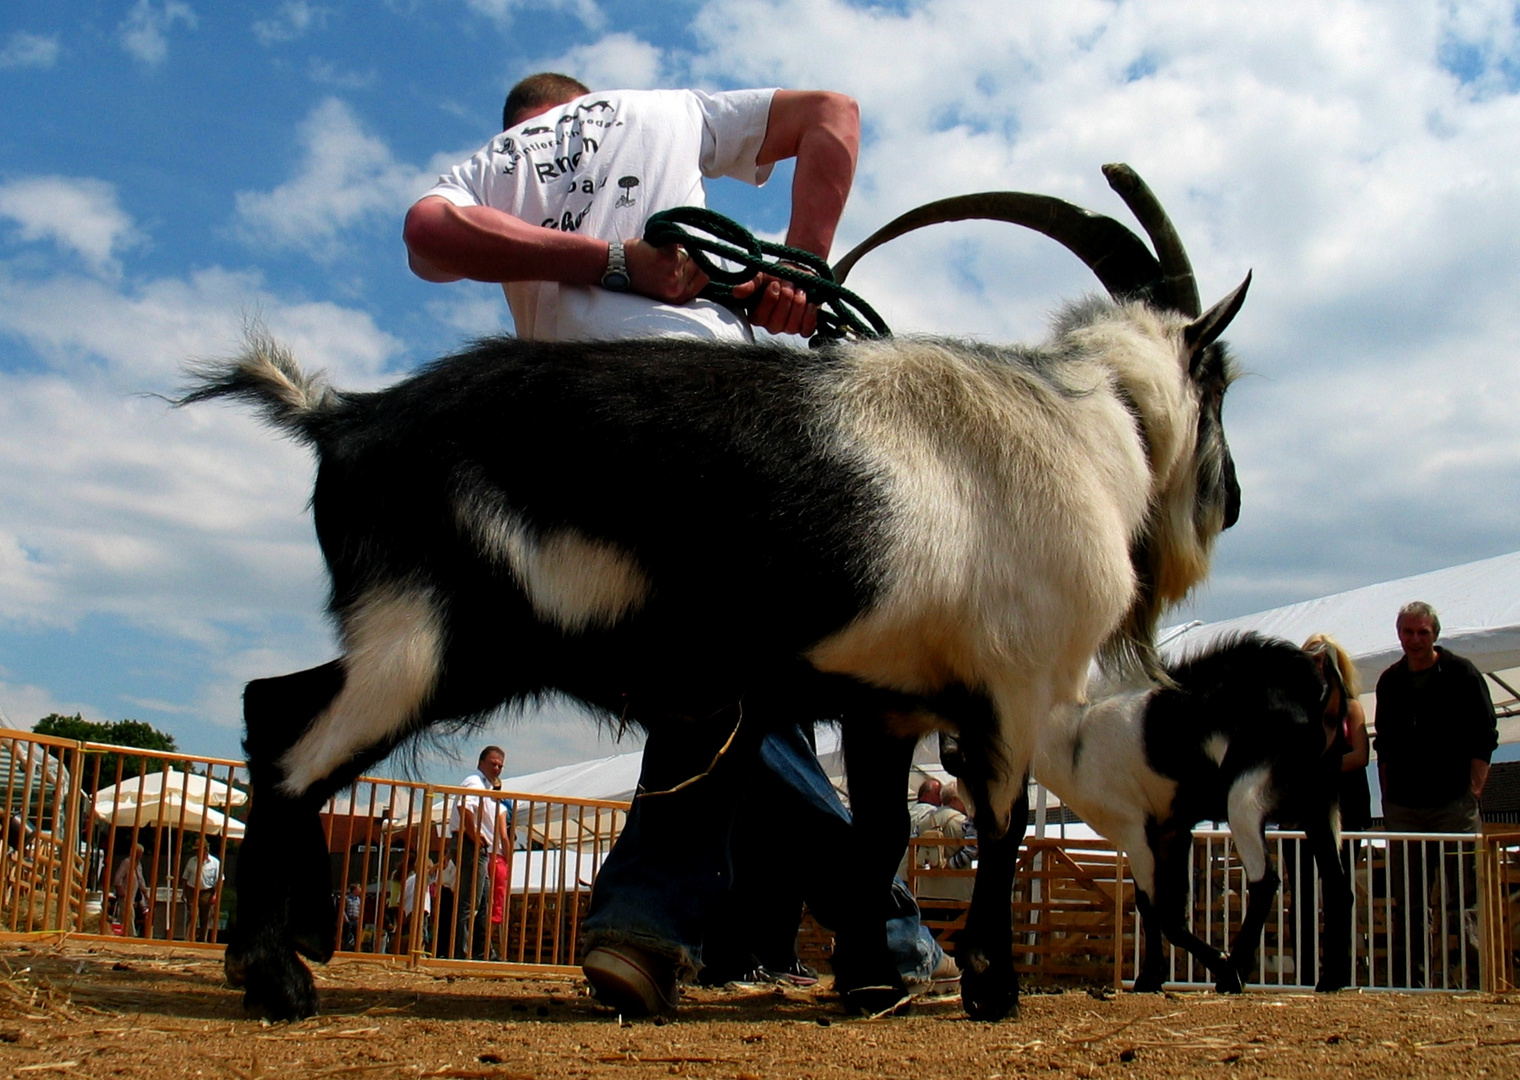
[449,745,509,960]
[404,74,944,1017]
[181,847,222,943]
[404,73,851,342]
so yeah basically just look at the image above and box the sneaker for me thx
[756,960,820,987]
[913,951,961,998]
[583,945,679,1016]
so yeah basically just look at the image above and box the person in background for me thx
[180,846,222,943]
[1302,633,1371,836]
[342,882,362,951]
[1374,600,1498,986]
[449,745,510,960]
[112,842,149,937]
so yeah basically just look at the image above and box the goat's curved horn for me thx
[831,191,1166,307]
[1101,163,1200,318]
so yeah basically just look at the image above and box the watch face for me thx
[602,271,631,292]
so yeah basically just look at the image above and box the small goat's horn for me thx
[1102,164,1200,318]
[831,190,1167,307]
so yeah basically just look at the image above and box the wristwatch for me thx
[601,240,631,292]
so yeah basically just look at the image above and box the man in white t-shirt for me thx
[180,848,222,943]
[403,72,856,342]
[448,745,510,959]
[403,73,866,1015]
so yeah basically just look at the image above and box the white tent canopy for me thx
[499,726,951,806]
[92,769,247,837]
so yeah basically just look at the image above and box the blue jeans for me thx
[582,718,942,987]
[454,839,490,960]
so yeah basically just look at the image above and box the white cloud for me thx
[0,677,101,731]
[252,1,331,46]
[530,31,669,91]
[464,0,605,32]
[119,0,198,66]
[0,177,141,276]
[233,98,437,260]
[674,0,1520,619]
[0,31,60,69]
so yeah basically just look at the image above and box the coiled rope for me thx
[642,206,890,342]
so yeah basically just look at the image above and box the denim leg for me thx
[583,714,759,979]
[586,718,941,986]
[453,841,490,960]
[738,724,942,988]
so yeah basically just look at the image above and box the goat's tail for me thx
[177,330,338,444]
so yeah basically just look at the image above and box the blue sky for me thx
[2,1,1519,781]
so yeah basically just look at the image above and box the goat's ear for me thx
[1183,271,1251,373]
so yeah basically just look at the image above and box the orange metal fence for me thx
[3,726,1516,991]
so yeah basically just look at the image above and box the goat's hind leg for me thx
[226,662,346,1021]
[1149,823,1242,992]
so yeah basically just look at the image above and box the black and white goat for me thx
[183,165,1246,1021]
[1030,634,1352,993]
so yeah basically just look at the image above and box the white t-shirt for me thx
[402,871,432,916]
[450,769,506,849]
[423,87,777,343]
[181,852,221,890]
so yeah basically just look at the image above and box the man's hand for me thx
[1472,758,1490,798]
[625,238,709,303]
[733,271,818,337]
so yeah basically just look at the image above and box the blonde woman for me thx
[1303,634,1371,831]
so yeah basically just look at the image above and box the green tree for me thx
[33,713,179,791]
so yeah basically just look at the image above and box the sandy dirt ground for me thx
[0,942,1517,1079]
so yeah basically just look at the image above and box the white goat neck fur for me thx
[807,313,1207,830]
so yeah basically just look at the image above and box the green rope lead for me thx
[642,206,891,342]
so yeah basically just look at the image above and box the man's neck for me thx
[1406,647,1439,673]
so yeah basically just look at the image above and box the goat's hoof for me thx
[1315,973,1350,993]
[223,950,248,987]
[1212,969,1244,994]
[842,985,912,1016]
[1131,975,1164,993]
[961,966,1019,1021]
[241,948,320,1021]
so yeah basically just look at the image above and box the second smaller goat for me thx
[1031,633,1350,992]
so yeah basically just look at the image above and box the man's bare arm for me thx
[403,196,708,303]
[1472,758,1490,798]
[736,90,860,335]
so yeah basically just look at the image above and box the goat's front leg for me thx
[1306,813,1352,992]
[225,662,347,1021]
[835,725,920,1011]
[959,779,1028,1020]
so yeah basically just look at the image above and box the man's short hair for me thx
[503,72,590,130]
[478,745,506,765]
[916,778,941,803]
[1397,600,1441,638]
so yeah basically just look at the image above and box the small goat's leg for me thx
[1224,863,1280,989]
[1148,824,1240,992]
[1306,813,1352,991]
[1131,884,1170,991]
[1220,771,1278,989]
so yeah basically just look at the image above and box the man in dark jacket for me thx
[1375,600,1498,831]
[1374,600,1498,987]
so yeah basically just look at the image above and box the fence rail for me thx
[2,727,1516,991]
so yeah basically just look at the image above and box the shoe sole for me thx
[584,947,677,1016]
